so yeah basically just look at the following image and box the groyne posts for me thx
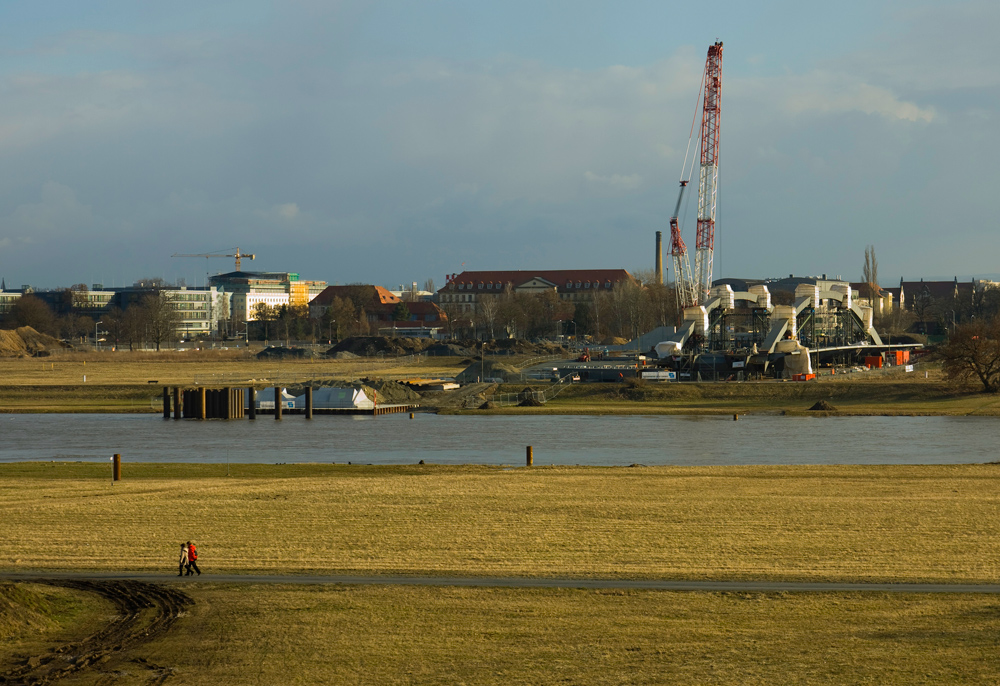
[162,388,170,419]
[305,386,313,420]
[172,386,245,419]
[112,453,121,481]
[248,388,256,420]
[527,446,533,467]
[275,387,282,420]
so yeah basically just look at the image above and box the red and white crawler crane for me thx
[670,41,723,312]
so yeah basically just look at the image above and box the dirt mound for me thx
[809,400,838,411]
[1,579,192,684]
[481,339,568,356]
[0,326,70,358]
[359,378,422,403]
[327,336,429,357]
[425,342,475,357]
[479,400,496,410]
[518,396,544,407]
[257,346,306,359]
[455,359,522,384]
[330,350,359,359]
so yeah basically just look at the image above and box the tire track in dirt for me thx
[1,579,192,686]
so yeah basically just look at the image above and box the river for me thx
[0,413,994,466]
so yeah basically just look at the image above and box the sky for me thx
[0,1,997,291]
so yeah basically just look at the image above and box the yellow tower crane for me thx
[171,248,256,272]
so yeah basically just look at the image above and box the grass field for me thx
[4,463,1000,683]
[4,463,999,583]
[148,585,1000,684]
[5,460,1000,683]
[5,581,999,684]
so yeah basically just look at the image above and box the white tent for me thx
[292,387,375,410]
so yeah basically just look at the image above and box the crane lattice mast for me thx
[669,182,698,311]
[693,41,723,303]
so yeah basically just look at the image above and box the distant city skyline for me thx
[1,1,996,290]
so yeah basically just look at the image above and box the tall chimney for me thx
[655,231,663,284]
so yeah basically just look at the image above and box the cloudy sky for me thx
[0,1,995,290]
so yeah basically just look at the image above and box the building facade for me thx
[209,271,327,322]
[437,269,634,313]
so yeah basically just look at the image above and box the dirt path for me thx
[1,578,192,686]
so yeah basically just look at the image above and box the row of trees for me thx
[4,292,181,350]
[441,273,676,342]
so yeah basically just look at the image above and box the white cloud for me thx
[777,73,935,123]
[276,203,299,219]
[584,171,643,191]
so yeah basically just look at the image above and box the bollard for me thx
[173,387,182,420]
[199,387,207,420]
[305,386,313,420]
[248,387,256,420]
[733,414,738,421]
[274,387,282,420]
[410,412,414,419]
[113,454,121,481]
[526,445,533,467]
[162,388,170,419]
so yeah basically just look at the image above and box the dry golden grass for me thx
[120,584,1000,684]
[6,581,1000,684]
[0,350,468,387]
[4,463,1000,583]
[0,582,105,669]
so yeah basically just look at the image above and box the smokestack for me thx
[655,231,663,284]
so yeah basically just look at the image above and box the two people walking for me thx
[178,541,201,576]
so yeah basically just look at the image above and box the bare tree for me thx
[940,315,1000,392]
[252,302,277,341]
[423,278,435,294]
[102,306,127,348]
[476,294,500,339]
[10,295,56,335]
[863,245,879,308]
[122,305,145,351]
[141,292,180,351]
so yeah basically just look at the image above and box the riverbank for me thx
[1,353,993,416]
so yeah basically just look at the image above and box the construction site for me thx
[642,41,911,380]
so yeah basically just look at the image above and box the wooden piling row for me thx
[179,387,245,419]
[167,386,415,419]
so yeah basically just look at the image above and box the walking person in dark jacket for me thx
[185,540,201,576]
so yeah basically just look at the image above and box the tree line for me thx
[3,290,182,351]
[441,272,677,342]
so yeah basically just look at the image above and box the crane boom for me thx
[693,41,723,303]
[669,181,698,311]
[172,248,256,272]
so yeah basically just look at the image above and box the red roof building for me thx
[310,285,446,325]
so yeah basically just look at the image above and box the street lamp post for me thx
[95,320,103,352]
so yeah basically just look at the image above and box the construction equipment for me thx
[172,247,256,272]
[669,182,698,311]
[668,41,723,311]
[693,42,723,303]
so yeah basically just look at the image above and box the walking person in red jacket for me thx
[185,540,201,576]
